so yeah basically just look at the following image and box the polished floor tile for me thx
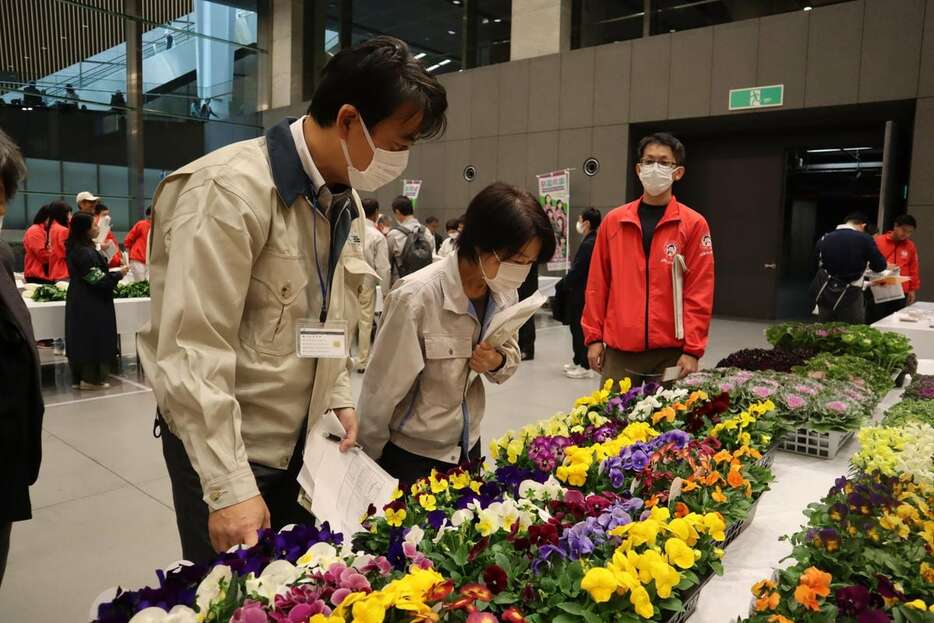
[4,315,843,623]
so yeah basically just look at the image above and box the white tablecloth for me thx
[871,301,934,359]
[25,297,151,341]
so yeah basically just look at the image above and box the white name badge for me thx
[296,321,348,359]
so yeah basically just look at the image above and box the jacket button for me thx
[210,491,222,502]
[448,348,454,355]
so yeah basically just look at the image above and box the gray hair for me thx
[0,129,26,199]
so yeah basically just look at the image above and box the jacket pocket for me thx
[240,252,310,356]
[420,334,472,408]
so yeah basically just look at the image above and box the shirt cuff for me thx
[202,466,260,512]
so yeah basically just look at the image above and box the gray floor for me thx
[0,316,770,622]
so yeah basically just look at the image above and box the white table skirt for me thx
[25,297,151,341]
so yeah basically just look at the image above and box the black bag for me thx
[392,225,433,278]
[812,268,853,311]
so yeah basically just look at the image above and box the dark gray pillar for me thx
[462,0,478,69]
[340,0,353,49]
[303,0,327,101]
[125,0,145,219]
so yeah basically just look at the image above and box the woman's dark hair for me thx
[94,202,109,216]
[458,182,557,263]
[47,200,71,227]
[638,132,686,165]
[307,36,447,141]
[66,212,94,251]
[445,217,460,231]
[581,207,602,231]
[895,214,917,228]
[0,128,26,200]
[32,205,50,226]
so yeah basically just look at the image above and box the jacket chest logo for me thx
[901,250,909,258]
[664,242,678,258]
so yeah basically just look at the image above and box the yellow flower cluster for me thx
[489,381,629,463]
[708,400,775,449]
[406,469,482,511]
[580,507,726,619]
[853,427,907,477]
[555,422,660,486]
[310,566,447,623]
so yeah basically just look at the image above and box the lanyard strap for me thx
[307,190,330,323]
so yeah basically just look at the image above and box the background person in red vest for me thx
[124,206,152,282]
[46,200,72,282]
[22,205,52,284]
[873,214,920,317]
[583,132,715,387]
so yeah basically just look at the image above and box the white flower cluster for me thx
[895,422,934,486]
[629,387,689,422]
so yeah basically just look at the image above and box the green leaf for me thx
[557,602,587,616]
[493,591,518,605]
[552,615,582,623]
[659,597,684,612]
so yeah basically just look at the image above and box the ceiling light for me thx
[493,18,503,22]
[448,29,456,35]
[414,52,426,59]
[482,17,489,24]
[82,23,89,28]
[426,58,453,72]
[803,4,812,10]
[452,0,461,4]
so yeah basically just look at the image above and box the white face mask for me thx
[576,221,585,235]
[448,231,459,240]
[639,163,677,196]
[480,251,531,295]
[340,115,409,192]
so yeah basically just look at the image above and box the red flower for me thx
[585,494,611,515]
[483,565,508,595]
[502,607,527,622]
[466,613,498,623]
[426,579,455,602]
[468,536,490,562]
[460,583,494,602]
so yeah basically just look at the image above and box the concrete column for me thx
[510,0,572,61]
[125,0,145,220]
[909,97,934,299]
[270,0,304,109]
[194,0,236,118]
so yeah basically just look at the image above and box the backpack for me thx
[392,225,434,277]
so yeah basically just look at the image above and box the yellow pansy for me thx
[507,439,525,464]
[450,471,470,490]
[390,488,404,501]
[385,508,406,527]
[469,480,483,494]
[921,562,934,583]
[702,512,726,541]
[629,584,655,618]
[879,512,910,539]
[619,377,633,393]
[665,537,698,570]
[418,494,437,512]
[906,600,928,611]
[429,477,449,494]
[666,517,700,546]
[581,567,619,603]
[410,481,426,496]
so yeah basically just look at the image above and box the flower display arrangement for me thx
[792,353,894,398]
[716,348,817,373]
[904,375,934,402]
[883,399,934,428]
[98,381,782,623]
[766,323,913,375]
[679,368,876,433]
[739,414,934,623]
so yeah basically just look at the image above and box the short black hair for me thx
[94,203,109,215]
[458,182,557,264]
[425,216,439,225]
[145,206,152,217]
[47,200,70,227]
[362,198,380,219]
[638,132,686,165]
[392,195,414,216]
[895,214,917,228]
[581,207,602,231]
[845,212,869,225]
[0,128,26,200]
[307,36,447,141]
[445,217,461,231]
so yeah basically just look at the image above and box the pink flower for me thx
[752,386,774,398]
[784,394,807,409]
[825,401,848,412]
[720,383,735,392]
[331,588,351,606]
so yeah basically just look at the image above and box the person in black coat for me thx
[517,261,540,360]
[0,128,43,588]
[64,212,127,389]
[561,208,601,378]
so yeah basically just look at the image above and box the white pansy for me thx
[296,542,340,569]
[405,525,425,546]
[128,606,198,623]
[195,565,232,615]
[246,560,301,603]
[450,508,474,527]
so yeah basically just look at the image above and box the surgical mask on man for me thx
[340,115,408,192]
[639,162,676,196]
[576,221,585,235]
[480,251,531,295]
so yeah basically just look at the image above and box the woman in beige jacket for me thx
[358,182,556,486]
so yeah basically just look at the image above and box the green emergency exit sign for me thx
[728,84,784,110]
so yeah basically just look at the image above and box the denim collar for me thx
[265,117,312,208]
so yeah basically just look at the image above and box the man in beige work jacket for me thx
[138,36,447,563]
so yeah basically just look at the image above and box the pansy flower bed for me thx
[766,322,913,375]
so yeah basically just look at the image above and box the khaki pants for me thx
[602,347,682,388]
[355,284,377,369]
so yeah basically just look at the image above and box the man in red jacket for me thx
[874,214,920,311]
[583,133,714,386]
[124,206,152,282]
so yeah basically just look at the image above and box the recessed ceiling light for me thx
[803,5,812,10]
[452,0,461,4]
[669,28,676,32]
[493,18,503,23]
[447,29,456,35]
[414,52,426,60]
[482,17,489,24]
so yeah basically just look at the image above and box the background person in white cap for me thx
[75,191,99,215]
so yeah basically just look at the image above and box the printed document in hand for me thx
[484,291,547,348]
[297,411,398,537]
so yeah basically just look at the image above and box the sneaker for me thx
[565,366,594,379]
[356,365,367,374]
[79,381,111,391]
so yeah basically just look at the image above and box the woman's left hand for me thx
[470,341,505,374]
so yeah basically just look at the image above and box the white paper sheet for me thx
[297,411,398,537]
[484,291,547,348]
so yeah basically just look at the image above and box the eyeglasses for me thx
[638,158,679,169]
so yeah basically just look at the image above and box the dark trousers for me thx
[569,298,588,369]
[817,287,866,324]
[158,415,313,565]
[602,347,682,388]
[69,360,110,385]
[0,521,9,589]
[378,441,481,493]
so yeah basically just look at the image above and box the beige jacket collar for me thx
[438,251,510,317]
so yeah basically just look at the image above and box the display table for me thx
[25,297,151,341]
[871,301,934,358]
[692,385,902,622]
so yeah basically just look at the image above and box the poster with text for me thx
[538,169,570,272]
[402,179,422,208]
